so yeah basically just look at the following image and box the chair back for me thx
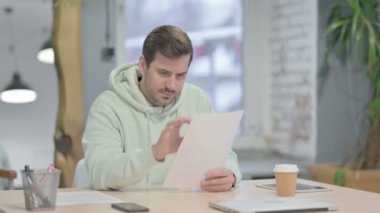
[0,144,16,190]
[0,169,17,190]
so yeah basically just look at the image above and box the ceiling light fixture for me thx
[101,0,114,61]
[37,39,54,64]
[1,73,37,104]
[0,6,37,104]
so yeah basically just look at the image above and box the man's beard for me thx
[158,88,177,106]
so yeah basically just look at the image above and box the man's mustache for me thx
[160,88,176,94]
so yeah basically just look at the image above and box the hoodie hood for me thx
[108,63,183,116]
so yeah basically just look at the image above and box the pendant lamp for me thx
[0,6,37,104]
[37,39,54,64]
[1,73,37,104]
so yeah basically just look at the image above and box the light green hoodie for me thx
[82,63,241,190]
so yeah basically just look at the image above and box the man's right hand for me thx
[152,117,191,161]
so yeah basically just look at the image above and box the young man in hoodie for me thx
[82,25,241,192]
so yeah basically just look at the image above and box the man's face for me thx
[138,52,190,107]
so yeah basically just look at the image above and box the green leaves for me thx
[333,169,346,186]
[369,97,380,125]
[322,0,380,123]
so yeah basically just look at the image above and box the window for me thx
[124,0,243,113]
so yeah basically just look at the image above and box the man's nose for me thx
[166,76,176,90]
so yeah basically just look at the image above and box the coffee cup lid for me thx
[273,164,299,173]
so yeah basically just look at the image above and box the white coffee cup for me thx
[273,164,299,197]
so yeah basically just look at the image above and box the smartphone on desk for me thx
[111,202,149,212]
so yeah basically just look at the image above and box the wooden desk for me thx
[0,179,379,212]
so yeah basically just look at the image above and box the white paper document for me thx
[164,110,244,189]
[56,191,121,206]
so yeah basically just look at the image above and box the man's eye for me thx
[159,71,170,77]
[176,73,187,80]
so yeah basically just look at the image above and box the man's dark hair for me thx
[142,25,193,67]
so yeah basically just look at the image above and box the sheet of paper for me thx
[56,191,121,206]
[164,110,244,189]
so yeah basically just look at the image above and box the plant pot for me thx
[309,164,380,193]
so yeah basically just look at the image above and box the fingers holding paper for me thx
[200,168,236,192]
[152,117,191,161]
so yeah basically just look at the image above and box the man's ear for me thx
[138,55,146,75]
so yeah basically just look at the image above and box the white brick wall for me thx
[267,0,317,159]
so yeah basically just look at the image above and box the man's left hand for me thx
[200,168,235,192]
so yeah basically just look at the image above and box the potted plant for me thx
[311,0,380,192]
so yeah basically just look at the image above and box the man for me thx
[82,25,241,192]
